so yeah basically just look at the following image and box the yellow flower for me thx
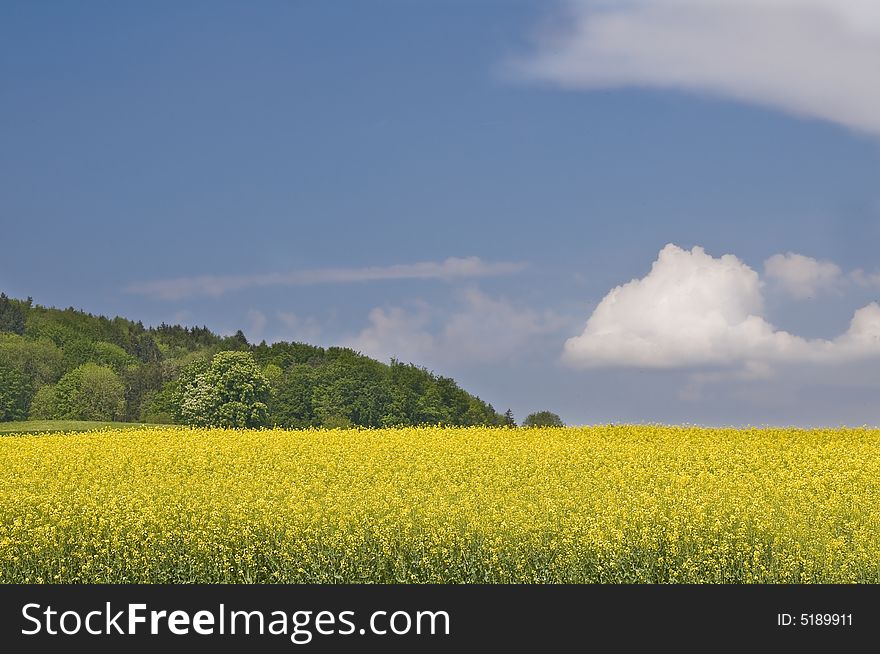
[0,425,877,583]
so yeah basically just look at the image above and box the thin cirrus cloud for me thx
[126,257,527,300]
[514,0,880,136]
[562,244,880,371]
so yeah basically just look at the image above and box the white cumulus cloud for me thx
[764,252,843,299]
[515,0,880,136]
[563,244,880,370]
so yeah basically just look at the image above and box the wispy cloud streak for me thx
[126,257,527,300]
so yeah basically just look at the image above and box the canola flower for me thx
[0,425,878,584]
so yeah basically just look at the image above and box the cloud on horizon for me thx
[276,311,323,344]
[126,257,527,300]
[514,0,880,136]
[563,244,880,371]
[346,288,567,367]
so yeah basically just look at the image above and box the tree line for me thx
[0,293,523,428]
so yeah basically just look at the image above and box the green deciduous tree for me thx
[92,341,137,371]
[522,411,564,428]
[28,385,57,419]
[0,333,63,388]
[140,356,210,423]
[121,362,166,422]
[179,351,270,427]
[262,363,283,389]
[271,364,318,428]
[53,363,125,421]
[0,362,29,421]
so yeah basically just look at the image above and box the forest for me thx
[0,293,512,428]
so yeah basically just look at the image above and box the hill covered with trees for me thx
[0,293,510,428]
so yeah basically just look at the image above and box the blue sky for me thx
[2,1,880,425]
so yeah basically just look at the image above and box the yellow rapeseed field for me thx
[1,426,878,583]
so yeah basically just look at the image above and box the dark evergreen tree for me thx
[0,293,25,335]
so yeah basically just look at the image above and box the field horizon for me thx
[4,419,878,436]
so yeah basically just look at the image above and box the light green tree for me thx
[28,385,58,419]
[53,363,125,421]
[0,333,63,388]
[180,351,270,428]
